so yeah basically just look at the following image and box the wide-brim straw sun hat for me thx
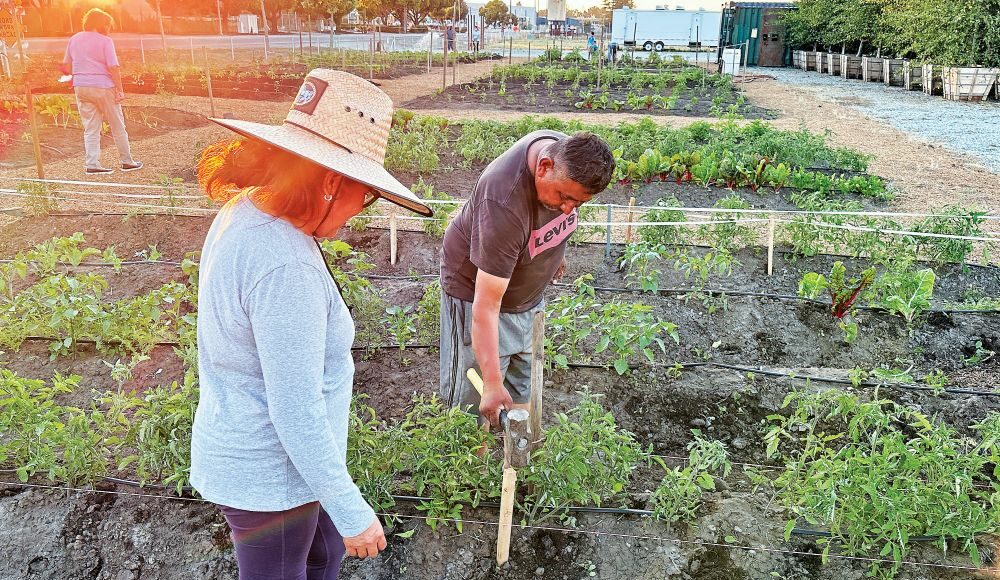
[210,69,432,217]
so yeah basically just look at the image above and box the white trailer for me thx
[611,8,722,51]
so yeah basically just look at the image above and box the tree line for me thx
[783,0,1000,67]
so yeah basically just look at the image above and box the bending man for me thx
[440,130,615,425]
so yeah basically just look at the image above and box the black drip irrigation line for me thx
[14,337,1000,397]
[549,281,1000,316]
[563,360,1000,398]
[61,477,955,543]
[2,258,996,315]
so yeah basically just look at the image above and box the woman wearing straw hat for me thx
[190,69,431,579]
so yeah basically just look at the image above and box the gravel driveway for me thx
[750,66,1000,173]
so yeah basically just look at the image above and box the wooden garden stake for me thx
[307,16,313,55]
[25,87,44,179]
[766,215,776,276]
[204,48,216,118]
[625,197,636,243]
[139,35,146,67]
[528,310,544,452]
[465,369,530,568]
[230,36,236,61]
[604,204,612,258]
[190,37,196,66]
[496,466,517,566]
[389,213,398,265]
[442,32,448,89]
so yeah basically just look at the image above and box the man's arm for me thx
[471,269,513,426]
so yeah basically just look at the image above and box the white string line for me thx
[0,191,217,214]
[0,480,985,573]
[1,177,201,191]
[5,176,998,222]
[5,177,996,221]
[46,188,204,201]
[778,218,1000,243]
[2,190,998,246]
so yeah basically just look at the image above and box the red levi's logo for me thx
[528,211,578,258]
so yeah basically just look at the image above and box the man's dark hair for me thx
[83,8,115,33]
[546,132,615,194]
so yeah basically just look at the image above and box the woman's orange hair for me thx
[197,138,332,230]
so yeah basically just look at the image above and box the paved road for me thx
[22,32,432,54]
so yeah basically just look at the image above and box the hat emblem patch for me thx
[294,81,318,107]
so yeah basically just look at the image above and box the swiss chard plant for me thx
[798,262,875,344]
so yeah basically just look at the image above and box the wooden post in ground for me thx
[427,30,433,73]
[204,48,217,118]
[25,87,44,179]
[604,204,612,258]
[442,32,448,90]
[230,36,236,61]
[528,310,544,452]
[307,15,313,55]
[190,37,196,66]
[139,35,146,67]
[624,197,636,243]
[766,215,776,276]
[297,17,304,58]
[389,213,398,265]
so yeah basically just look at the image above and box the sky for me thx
[566,0,726,11]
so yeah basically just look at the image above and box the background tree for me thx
[430,0,469,24]
[478,0,510,29]
[228,0,298,32]
[299,0,355,38]
[827,0,884,55]
[600,0,634,21]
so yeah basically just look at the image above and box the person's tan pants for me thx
[73,86,136,170]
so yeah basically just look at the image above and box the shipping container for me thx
[717,1,795,67]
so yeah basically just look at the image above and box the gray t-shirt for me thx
[441,130,578,313]
[190,193,375,538]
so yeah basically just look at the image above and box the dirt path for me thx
[738,77,1000,214]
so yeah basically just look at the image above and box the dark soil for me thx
[403,78,774,119]
[0,105,210,169]
[0,211,998,579]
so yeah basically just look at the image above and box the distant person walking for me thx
[58,8,142,175]
[446,25,456,51]
[472,26,481,52]
[587,32,598,59]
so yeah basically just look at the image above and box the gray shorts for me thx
[439,291,543,412]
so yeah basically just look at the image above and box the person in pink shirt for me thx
[59,8,143,175]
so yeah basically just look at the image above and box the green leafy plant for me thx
[761,389,996,578]
[651,431,731,525]
[522,390,656,524]
[401,395,500,530]
[868,262,935,324]
[619,241,666,293]
[383,306,417,350]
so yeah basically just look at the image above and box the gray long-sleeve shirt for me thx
[190,193,375,537]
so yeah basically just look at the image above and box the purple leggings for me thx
[219,502,345,580]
